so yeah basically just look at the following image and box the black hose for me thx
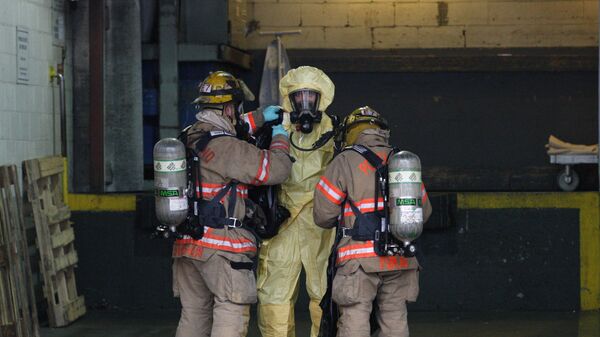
[290,130,335,152]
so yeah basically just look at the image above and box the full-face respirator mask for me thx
[289,89,322,134]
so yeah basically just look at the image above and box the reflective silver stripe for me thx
[200,236,255,250]
[338,247,374,259]
[202,185,248,197]
[337,243,377,260]
[182,227,255,251]
[256,151,269,182]
[344,201,385,214]
[318,179,344,202]
[209,130,234,137]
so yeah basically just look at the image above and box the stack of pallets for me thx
[23,157,86,327]
[0,165,40,337]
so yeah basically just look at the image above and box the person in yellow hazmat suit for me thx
[257,66,337,337]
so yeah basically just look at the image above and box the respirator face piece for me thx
[289,89,322,134]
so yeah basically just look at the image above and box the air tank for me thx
[154,138,188,226]
[388,151,423,243]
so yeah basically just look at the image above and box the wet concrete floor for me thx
[40,309,600,337]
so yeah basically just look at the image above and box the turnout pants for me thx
[332,265,419,337]
[173,255,257,337]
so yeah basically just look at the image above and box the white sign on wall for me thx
[16,27,29,84]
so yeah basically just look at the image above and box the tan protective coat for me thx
[172,109,292,337]
[314,132,432,273]
[313,131,432,336]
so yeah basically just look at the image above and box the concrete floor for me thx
[40,309,600,337]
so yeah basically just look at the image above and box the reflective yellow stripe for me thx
[458,192,600,311]
[67,193,137,212]
[61,157,137,212]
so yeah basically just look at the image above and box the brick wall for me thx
[230,0,250,49]
[240,0,599,49]
[0,0,71,168]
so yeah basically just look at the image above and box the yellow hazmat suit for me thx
[257,66,336,337]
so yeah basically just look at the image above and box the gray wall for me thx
[104,0,143,192]
[71,0,144,192]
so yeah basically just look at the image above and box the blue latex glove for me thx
[271,124,288,138]
[262,105,282,122]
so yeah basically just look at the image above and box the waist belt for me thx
[198,182,262,246]
[341,227,357,238]
[340,199,382,241]
[197,181,243,229]
[340,225,378,239]
[201,215,244,229]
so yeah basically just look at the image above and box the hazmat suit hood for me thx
[279,66,335,113]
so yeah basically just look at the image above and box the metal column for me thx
[89,0,105,192]
[104,0,144,191]
[159,0,179,139]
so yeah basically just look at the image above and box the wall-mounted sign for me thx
[16,27,29,84]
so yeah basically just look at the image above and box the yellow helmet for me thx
[338,106,389,145]
[192,71,255,105]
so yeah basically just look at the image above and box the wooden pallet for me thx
[23,157,86,328]
[0,165,40,337]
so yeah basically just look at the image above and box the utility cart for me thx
[549,153,598,191]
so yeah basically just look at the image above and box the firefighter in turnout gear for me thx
[313,106,432,337]
[172,71,292,337]
[257,66,338,337]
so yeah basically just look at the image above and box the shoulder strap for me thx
[195,130,236,153]
[344,145,385,173]
[182,128,236,202]
[343,144,388,218]
[209,181,235,204]
[347,198,362,217]
[204,180,238,218]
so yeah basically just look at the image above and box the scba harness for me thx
[174,129,247,240]
[173,129,283,242]
[318,145,391,337]
[318,144,419,337]
[339,144,415,258]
